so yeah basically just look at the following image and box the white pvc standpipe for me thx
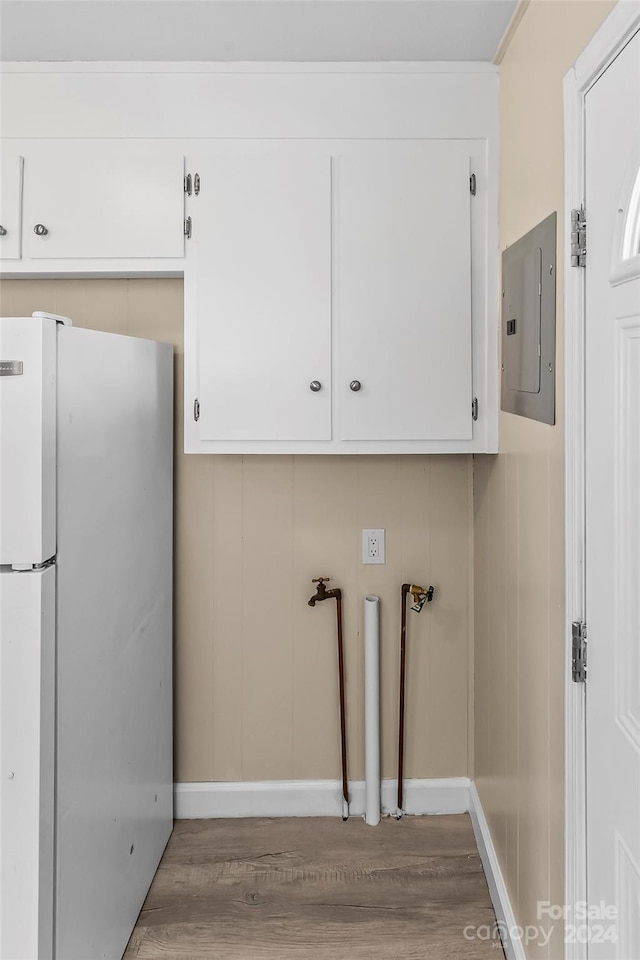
[364,595,381,826]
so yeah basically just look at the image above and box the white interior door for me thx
[336,141,472,441]
[585,30,640,959]
[22,141,185,259]
[193,147,331,442]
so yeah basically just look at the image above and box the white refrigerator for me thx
[0,313,174,960]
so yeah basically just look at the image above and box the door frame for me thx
[563,4,640,958]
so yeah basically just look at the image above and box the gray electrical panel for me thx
[501,212,557,424]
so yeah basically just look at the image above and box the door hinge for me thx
[184,216,192,239]
[570,205,586,267]
[472,397,479,421]
[193,398,200,422]
[470,173,477,196]
[572,620,587,683]
[184,173,192,196]
[194,173,201,196]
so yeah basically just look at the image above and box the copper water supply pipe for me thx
[308,578,349,818]
[397,583,435,816]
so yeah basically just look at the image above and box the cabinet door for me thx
[192,149,331,442]
[336,142,473,441]
[22,141,184,260]
[0,148,23,260]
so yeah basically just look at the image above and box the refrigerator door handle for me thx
[0,361,23,376]
[11,557,56,572]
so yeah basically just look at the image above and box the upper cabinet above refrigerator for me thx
[7,140,186,262]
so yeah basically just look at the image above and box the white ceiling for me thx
[0,0,516,62]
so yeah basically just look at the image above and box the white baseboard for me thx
[468,782,525,960]
[175,777,471,820]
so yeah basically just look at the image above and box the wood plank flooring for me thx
[124,815,504,960]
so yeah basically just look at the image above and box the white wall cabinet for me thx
[6,141,185,263]
[0,148,23,260]
[0,63,498,453]
[186,139,480,453]
[191,150,332,443]
[336,142,472,443]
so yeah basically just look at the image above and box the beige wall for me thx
[0,278,473,784]
[474,2,615,957]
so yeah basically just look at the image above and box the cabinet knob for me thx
[349,380,362,392]
[309,380,322,392]
[0,225,7,236]
[34,224,49,236]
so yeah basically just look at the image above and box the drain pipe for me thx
[397,583,435,818]
[308,578,349,820]
[364,596,381,826]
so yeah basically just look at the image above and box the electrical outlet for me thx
[362,529,385,565]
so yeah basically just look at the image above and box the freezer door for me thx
[0,565,55,960]
[0,316,56,566]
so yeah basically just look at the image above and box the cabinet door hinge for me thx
[570,205,586,267]
[472,397,479,421]
[470,173,477,196]
[194,173,201,196]
[193,398,200,422]
[184,216,192,239]
[184,173,192,196]
[571,620,587,682]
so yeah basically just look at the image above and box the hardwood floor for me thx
[124,815,504,959]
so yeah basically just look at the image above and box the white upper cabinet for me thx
[21,141,185,260]
[186,139,483,454]
[0,65,498,453]
[0,148,23,260]
[192,149,332,442]
[336,142,472,442]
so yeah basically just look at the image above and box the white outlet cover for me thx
[362,529,385,564]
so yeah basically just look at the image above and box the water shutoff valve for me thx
[409,585,435,613]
